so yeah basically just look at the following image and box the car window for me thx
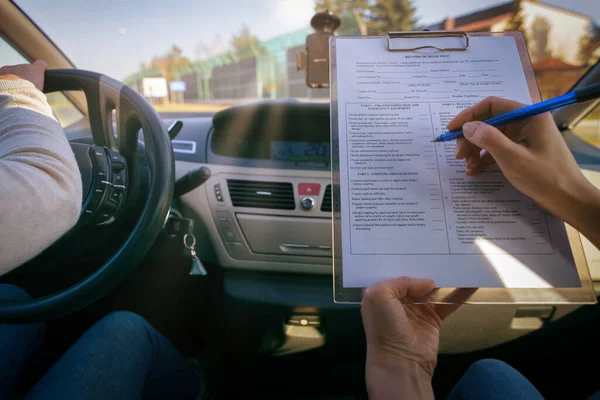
[14,0,600,116]
[0,36,83,128]
[43,91,84,128]
[572,103,600,147]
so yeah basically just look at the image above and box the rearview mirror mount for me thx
[297,10,341,89]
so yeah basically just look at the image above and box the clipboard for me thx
[330,31,596,304]
[386,30,469,52]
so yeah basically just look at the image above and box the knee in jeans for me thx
[0,284,33,301]
[467,359,512,377]
[97,311,152,341]
[0,285,45,333]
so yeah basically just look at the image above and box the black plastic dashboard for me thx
[167,100,332,170]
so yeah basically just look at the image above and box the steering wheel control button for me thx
[110,159,124,171]
[300,196,316,211]
[107,149,128,187]
[107,150,124,166]
[84,146,129,225]
[112,172,125,186]
[103,199,119,214]
[298,183,321,195]
[111,185,127,205]
[83,180,111,222]
[96,212,115,225]
[90,146,109,180]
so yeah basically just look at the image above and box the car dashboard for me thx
[171,101,335,276]
[64,99,598,356]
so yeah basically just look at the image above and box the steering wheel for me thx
[0,69,174,323]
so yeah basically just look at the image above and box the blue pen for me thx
[432,82,600,143]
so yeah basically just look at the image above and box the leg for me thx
[448,359,544,400]
[25,311,202,400]
[588,391,600,400]
[0,284,45,399]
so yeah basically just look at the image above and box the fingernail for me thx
[462,122,478,138]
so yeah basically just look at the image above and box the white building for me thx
[429,0,595,66]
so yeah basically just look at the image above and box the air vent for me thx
[227,180,295,210]
[321,185,332,212]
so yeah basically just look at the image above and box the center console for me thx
[177,101,336,274]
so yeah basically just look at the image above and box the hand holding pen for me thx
[434,82,600,143]
[446,96,600,250]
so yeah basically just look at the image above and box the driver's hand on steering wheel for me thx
[0,60,48,90]
[0,59,81,276]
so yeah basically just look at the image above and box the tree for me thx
[194,42,212,61]
[149,45,192,81]
[578,24,600,66]
[314,0,417,35]
[338,8,367,35]
[505,0,528,44]
[314,0,358,14]
[529,16,552,62]
[231,25,260,51]
[194,34,229,61]
[315,0,365,35]
[359,0,417,35]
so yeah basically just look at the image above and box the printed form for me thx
[334,36,581,288]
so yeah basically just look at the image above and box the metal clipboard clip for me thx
[386,30,469,52]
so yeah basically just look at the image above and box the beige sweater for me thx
[0,78,82,275]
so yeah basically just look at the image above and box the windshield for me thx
[13,0,600,115]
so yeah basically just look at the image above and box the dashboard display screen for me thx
[270,141,330,162]
[211,102,330,162]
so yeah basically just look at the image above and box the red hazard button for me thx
[298,183,321,195]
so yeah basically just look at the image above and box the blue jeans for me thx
[448,359,544,400]
[449,358,600,400]
[0,285,202,399]
[0,285,45,398]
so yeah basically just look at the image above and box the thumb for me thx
[32,59,48,69]
[462,121,522,160]
[363,277,434,304]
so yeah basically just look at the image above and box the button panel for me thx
[107,149,128,188]
[215,211,248,256]
[84,146,128,225]
[214,183,224,202]
[91,148,109,180]
[111,185,126,204]
[300,196,316,211]
[298,183,321,196]
[221,220,241,242]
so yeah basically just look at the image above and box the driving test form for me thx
[332,34,582,291]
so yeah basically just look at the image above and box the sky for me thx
[13,0,600,80]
